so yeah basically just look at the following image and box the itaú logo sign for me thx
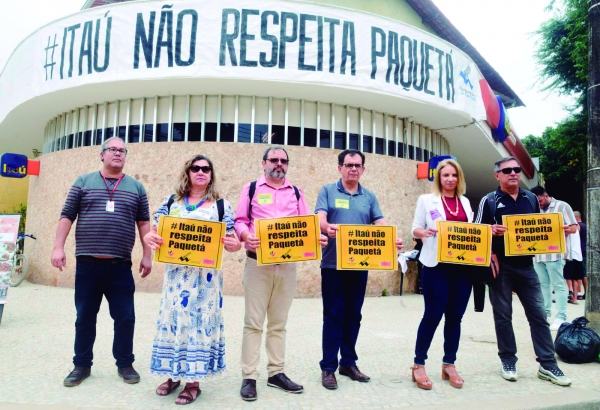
[0,153,28,178]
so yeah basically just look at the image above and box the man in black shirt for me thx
[475,157,571,387]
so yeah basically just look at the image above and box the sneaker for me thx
[549,318,565,331]
[538,366,572,386]
[501,362,518,381]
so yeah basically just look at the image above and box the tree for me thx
[526,0,588,211]
[535,0,588,98]
[523,112,586,210]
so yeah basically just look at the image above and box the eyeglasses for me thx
[343,163,363,169]
[266,158,289,165]
[499,166,522,175]
[189,165,212,173]
[104,147,127,155]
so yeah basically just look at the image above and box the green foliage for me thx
[526,0,588,210]
[535,0,588,97]
[522,111,587,182]
[381,288,389,297]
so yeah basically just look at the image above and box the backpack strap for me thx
[166,194,176,214]
[248,180,300,216]
[486,192,497,224]
[485,190,538,224]
[217,198,225,222]
[169,194,224,222]
[248,180,257,217]
[523,190,539,213]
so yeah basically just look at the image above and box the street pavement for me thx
[1,281,600,410]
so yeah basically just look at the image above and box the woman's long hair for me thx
[431,159,466,197]
[175,155,220,201]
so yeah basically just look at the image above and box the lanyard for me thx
[100,171,124,201]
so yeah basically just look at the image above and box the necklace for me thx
[442,195,459,217]
[185,194,208,211]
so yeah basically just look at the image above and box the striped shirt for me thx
[60,171,150,258]
[534,197,577,263]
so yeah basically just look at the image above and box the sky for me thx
[0,0,574,138]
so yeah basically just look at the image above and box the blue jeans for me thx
[533,260,567,321]
[488,261,557,368]
[414,263,472,365]
[320,269,368,371]
[73,259,135,368]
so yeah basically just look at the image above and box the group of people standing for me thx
[51,136,575,406]
[411,157,574,390]
[51,137,403,404]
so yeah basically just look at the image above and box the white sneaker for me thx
[501,362,518,381]
[538,366,572,386]
[549,319,565,331]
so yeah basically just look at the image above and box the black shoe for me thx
[267,373,304,393]
[339,366,370,382]
[240,379,257,401]
[321,370,338,390]
[64,366,91,387]
[118,366,140,384]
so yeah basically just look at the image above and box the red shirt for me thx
[442,196,468,222]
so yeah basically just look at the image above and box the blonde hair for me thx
[431,159,466,197]
[175,155,220,201]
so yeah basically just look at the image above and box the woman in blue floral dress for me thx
[144,154,241,404]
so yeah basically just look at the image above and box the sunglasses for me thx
[189,165,212,173]
[266,158,289,165]
[499,166,522,175]
[343,163,364,169]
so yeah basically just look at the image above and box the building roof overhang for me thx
[406,0,524,108]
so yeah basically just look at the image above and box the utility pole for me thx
[587,0,600,332]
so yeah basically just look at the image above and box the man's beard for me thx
[266,167,286,179]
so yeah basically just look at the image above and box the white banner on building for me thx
[1,0,487,123]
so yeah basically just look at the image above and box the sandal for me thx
[442,364,464,389]
[176,384,201,405]
[410,365,432,390]
[156,378,181,396]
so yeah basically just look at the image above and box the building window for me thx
[47,95,447,161]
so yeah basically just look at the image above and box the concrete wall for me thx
[25,142,429,296]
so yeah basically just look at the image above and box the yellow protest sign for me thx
[255,215,321,265]
[436,221,492,266]
[155,215,226,269]
[336,225,397,271]
[503,212,565,256]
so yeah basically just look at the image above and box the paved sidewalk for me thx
[1,281,599,410]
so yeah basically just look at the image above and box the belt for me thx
[76,255,131,264]
[246,251,257,260]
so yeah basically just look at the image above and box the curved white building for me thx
[0,0,538,296]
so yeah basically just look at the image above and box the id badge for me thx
[106,201,115,212]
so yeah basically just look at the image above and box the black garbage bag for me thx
[554,316,600,364]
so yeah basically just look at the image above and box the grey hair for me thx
[494,156,521,173]
[101,136,126,153]
[573,211,581,219]
[262,145,289,161]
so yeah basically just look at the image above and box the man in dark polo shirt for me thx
[475,157,571,387]
[315,149,403,390]
[51,137,152,387]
